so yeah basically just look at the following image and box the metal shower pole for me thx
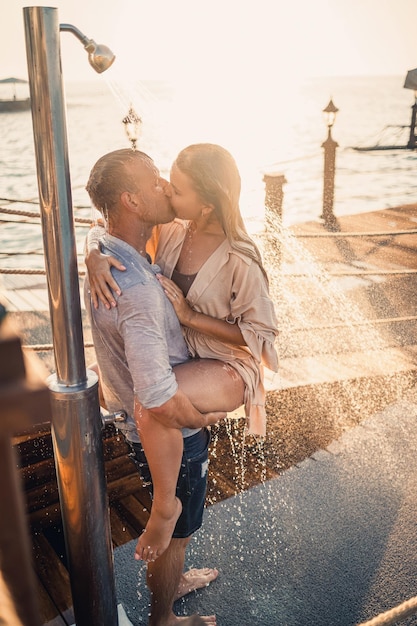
[23,7,118,625]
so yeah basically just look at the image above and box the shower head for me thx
[60,23,116,73]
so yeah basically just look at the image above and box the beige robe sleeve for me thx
[227,256,279,372]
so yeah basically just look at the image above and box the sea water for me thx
[1,74,416,267]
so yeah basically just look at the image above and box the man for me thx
[84,149,220,626]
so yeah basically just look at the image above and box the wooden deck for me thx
[14,418,260,625]
[14,423,151,625]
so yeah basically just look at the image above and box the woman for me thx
[85,143,278,562]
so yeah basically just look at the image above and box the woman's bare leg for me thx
[174,359,245,413]
[134,402,183,563]
[133,359,244,563]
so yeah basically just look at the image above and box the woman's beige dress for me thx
[150,220,279,437]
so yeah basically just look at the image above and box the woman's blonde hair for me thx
[174,143,268,281]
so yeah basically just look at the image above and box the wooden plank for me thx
[25,480,60,514]
[115,493,150,531]
[14,430,53,468]
[42,613,69,626]
[27,479,151,530]
[2,283,85,313]
[102,431,132,461]
[2,288,48,312]
[32,533,72,623]
[25,465,143,517]
[43,606,75,626]
[33,570,67,626]
[2,274,46,290]
[107,473,147,503]
[19,456,56,491]
[109,505,138,547]
[23,288,50,310]
[12,427,51,447]
[28,504,62,530]
[105,454,139,484]
[2,289,33,311]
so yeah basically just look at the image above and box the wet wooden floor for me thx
[15,419,257,625]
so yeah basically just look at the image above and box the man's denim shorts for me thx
[128,427,210,538]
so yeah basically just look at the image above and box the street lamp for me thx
[122,105,142,149]
[23,7,118,626]
[321,98,339,230]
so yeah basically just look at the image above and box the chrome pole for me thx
[23,7,118,625]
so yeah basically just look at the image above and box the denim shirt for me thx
[84,234,198,443]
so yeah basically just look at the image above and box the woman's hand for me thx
[156,274,195,325]
[157,273,247,346]
[85,248,126,309]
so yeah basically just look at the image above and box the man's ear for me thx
[121,191,139,213]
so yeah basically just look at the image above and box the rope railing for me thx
[283,269,417,277]
[0,268,49,276]
[261,151,322,171]
[0,268,86,276]
[0,205,92,224]
[284,315,417,333]
[23,342,94,352]
[0,196,43,206]
[0,218,42,225]
[21,315,417,353]
[357,594,417,626]
[0,250,44,256]
[293,228,417,238]
[1,250,86,257]
[2,266,416,278]
[0,196,90,209]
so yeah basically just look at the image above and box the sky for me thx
[2,0,417,85]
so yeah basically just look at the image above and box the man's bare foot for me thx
[135,497,182,562]
[176,568,219,600]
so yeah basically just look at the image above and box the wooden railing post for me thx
[0,304,52,626]
[263,172,287,267]
[263,172,287,228]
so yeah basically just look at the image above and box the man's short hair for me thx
[86,149,154,219]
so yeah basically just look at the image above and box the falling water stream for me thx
[207,205,412,488]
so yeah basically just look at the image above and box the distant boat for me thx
[0,77,30,113]
[352,69,417,151]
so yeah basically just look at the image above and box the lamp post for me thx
[122,105,142,149]
[321,98,339,230]
[23,7,118,625]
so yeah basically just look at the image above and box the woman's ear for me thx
[201,204,215,217]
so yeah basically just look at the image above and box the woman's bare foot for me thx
[135,497,182,562]
[176,568,219,600]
